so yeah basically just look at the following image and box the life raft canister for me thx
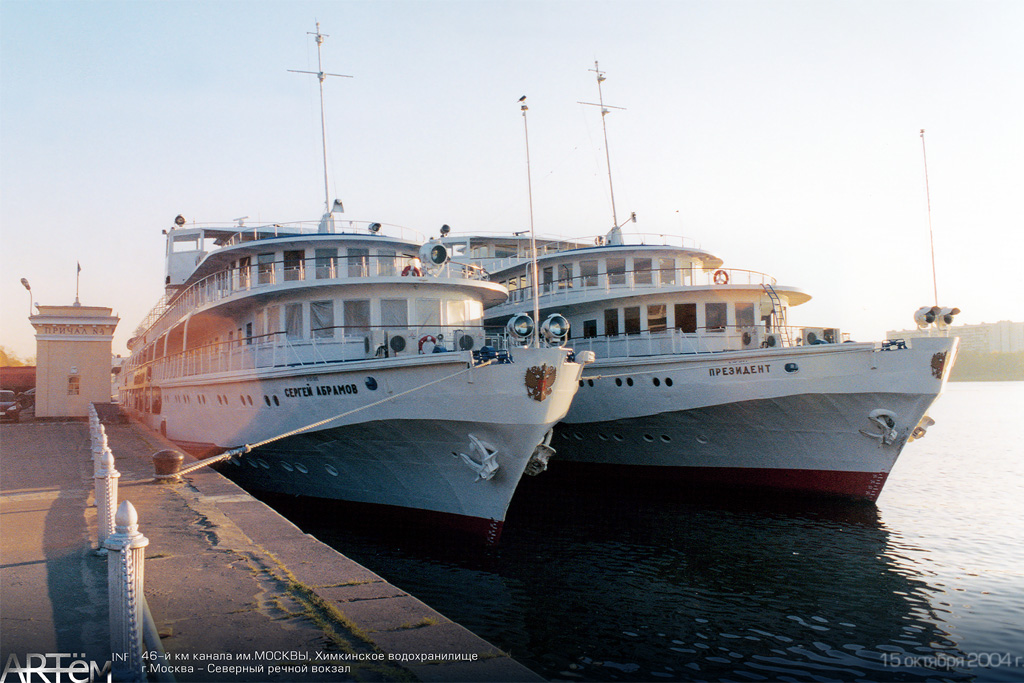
[402,265,422,276]
[713,269,729,285]
[418,334,437,353]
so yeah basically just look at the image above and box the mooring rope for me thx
[174,359,494,477]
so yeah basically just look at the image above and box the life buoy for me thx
[713,269,729,285]
[418,335,437,353]
[402,265,422,276]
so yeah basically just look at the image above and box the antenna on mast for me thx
[920,129,939,306]
[289,22,353,231]
[578,60,628,243]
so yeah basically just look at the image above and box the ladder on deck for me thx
[762,284,792,347]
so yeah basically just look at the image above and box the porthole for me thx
[652,377,660,387]
[257,458,270,469]
[325,465,339,477]
[264,396,271,407]
[294,463,308,474]
[615,378,623,386]
[247,395,254,406]
[665,377,673,387]
[579,380,584,387]
[573,432,584,440]
[643,434,655,442]
[695,434,710,445]
[272,396,280,406]
[281,462,294,472]
[660,435,672,443]
[613,434,624,442]
[587,379,595,387]
[248,459,259,468]
[598,433,609,441]
[240,395,246,405]
[365,377,378,391]
[560,432,570,440]
[626,377,634,387]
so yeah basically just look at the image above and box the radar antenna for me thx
[579,61,627,239]
[289,22,353,223]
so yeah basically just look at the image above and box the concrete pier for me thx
[0,417,542,682]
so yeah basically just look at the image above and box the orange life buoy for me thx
[418,335,437,353]
[402,265,422,277]
[713,269,729,285]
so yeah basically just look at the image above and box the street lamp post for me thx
[20,278,33,315]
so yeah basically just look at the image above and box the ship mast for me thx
[920,129,939,307]
[289,22,353,228]
[579,61,628,243]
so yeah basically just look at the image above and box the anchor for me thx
[524,429,555,477]
[457,434,500,482]
[859,409,899,446]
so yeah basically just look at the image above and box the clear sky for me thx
[2,0,1022,360]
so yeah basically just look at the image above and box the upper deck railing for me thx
[133,250,490,344]
[215,219,428,247]
[471,232,708,272]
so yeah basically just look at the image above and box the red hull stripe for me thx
[551,462,889,502]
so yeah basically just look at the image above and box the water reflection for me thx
[265,476,977,682]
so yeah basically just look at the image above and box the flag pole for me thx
[75,261,81,305]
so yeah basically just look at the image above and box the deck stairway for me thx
[762,284,792,347]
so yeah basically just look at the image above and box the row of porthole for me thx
[579,377,675,388]
[560,431,712,444]
[231,457,341,477]
[175,393,255,406]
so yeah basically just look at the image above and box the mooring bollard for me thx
[105,500,149,683]
[94,442,120,552]
[152,449,185,482]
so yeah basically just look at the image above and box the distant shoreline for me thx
[949,351,1024,382]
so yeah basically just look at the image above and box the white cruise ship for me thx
[461,228,958,502]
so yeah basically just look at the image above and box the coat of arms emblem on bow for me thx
[525,363,556,402]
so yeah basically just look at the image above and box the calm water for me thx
[272,382,1024,682]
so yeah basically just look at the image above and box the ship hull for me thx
[128,347,579,542]
[554,337,958,501]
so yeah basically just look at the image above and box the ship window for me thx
[583,319,597,338]
[507,277,517,292]
[604,308,619,337]
[607,257,626,286]
[581,260,598,287]
[284,250,304,281]
[344,300,370,334]
[172,234,200,252]
[447,300,466,326]
[634,258,652,285]
[266,305,281,336]
[494,243,518,259]
[285,303,304,339]
[648,304,667,333]
[736,302,756,328]
[378,249,397,277]
[706,302,727,332]
[315,248,337,279]
[559,263,573,289]
[415,299,442,328]
[659,258,675,285]
[347,248,369,277]
[311,301,334,338]
[675,303,697,333]
[381,299,408,330]
[257,253,275,285]
[542,266,554,293]
[245,322,253,345]
[238,256,251,288]
[624,306,641,335]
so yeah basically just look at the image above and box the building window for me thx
[583,319,598,338]
[648,304,667,333]
[604,309,619,336]
[67,375,80,396]
[675,303,697,333]
[311,300,334,338]
[706,302,727,332]
[624,306,641,335]
[736,302,756,328]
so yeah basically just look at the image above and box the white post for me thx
[95,441,120,551]
[105,500,149,682]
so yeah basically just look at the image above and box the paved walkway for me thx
[1,417,541,682]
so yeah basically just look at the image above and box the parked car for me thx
[1,390,20,423]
